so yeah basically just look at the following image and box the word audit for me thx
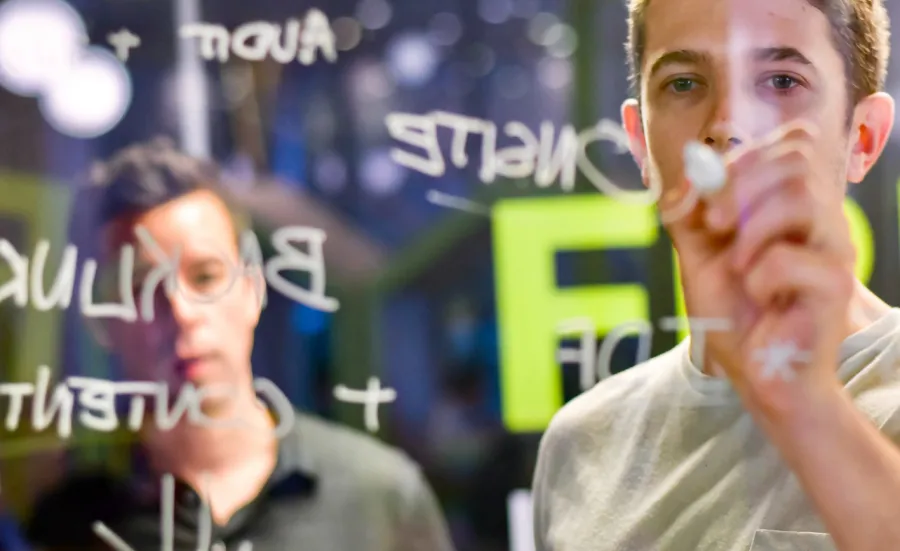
[0,225,338,320]
[180,9,337,65]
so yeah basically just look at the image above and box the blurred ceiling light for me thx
[445,62,475,97]
[494,65,529,99]
[466,43,496,77]
[305,95,337,147]
[349,60,395,101]
[527,12,559,45]
[0,0,87,97]
[333,16,362,51]
[360,148,406,196]
[314,152,348,194]
[428,12,462,46]
[39,46,132,138]
[386,33,439,87]
[356,0,393,31]
[545,23,578,58]
[478,0,514,24]
[513,0,541,19]
[537,56,572,90]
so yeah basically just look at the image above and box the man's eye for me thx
[765,74,800,92]
[666,78,697,93]
[193,272,219,287]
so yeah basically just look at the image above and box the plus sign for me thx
[333,377,397,433]
[107,28,141,62]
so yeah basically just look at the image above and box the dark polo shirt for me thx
[25,412,454,551]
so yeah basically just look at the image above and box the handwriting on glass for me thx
[0,365,296,439]
[107,29,141,62]
[389,112,738,227]
[385,111,660,203]
[333,377,396,433]
[557,316,809,387]
[0,225,338,320]
[93,473,253,551]
[179,9,337,65]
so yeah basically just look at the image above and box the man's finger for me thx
[743,243,854,308]
[706,141,812,233]
[730,182,815,271]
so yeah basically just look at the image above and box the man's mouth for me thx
[174,356,207,379]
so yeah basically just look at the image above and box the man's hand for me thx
[666,120,856,415]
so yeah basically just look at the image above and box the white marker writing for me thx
[179,10,337,65]
[0,239,28,307]
[658,316,733,372]
[94,473,255,551]
[0,225,335,319]
[30,240,77,311]
[555,318,597,391]
[107,29,141,62]
[753,339,811,382]
[333,377,396,433]
[0,370,296,439]
[134,226,181,322]
[557,318,653,389]
[266,226,339,313]
[386,111,643,198]
[80,244,138,322]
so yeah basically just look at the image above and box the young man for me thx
[24,138,454,551]
[533,1,900,550]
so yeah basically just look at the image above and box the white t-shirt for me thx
[532,308,900,551]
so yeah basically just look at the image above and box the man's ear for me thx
[847,92,894,184]
[621,98,649,186]
[241,266,266,328]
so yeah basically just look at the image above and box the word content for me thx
[180,10,337,65]
[0,366,296,439]
[386,111,650,199]
[0,225,338,320]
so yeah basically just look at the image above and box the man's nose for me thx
[702,91,749,154]
[166,285,204,328]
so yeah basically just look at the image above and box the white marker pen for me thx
[683,141,726,197]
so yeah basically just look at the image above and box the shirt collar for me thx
[128,414,318,501]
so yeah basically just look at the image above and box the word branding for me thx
[180,9,337,65]
[558,316,811,392]
[386,111,656,202]
[0,366,296,439]
[0,225,338,321]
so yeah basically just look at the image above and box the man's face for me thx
[99,190,262,399]
[626,0,855,202]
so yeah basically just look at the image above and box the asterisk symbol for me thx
[752,339,812,382]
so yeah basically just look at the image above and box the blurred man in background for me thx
[25,138,454,551]
[533,0,900,550]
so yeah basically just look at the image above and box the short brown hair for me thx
[89,137,251,243]
[625,0,891,109]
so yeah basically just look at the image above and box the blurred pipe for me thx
[173,0,210,158]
